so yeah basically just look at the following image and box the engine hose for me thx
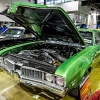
[51,53,66,62]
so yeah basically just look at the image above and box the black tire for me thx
[69,70,90,100]
[69,87,80,100]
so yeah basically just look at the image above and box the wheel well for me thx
[68,67,91,99]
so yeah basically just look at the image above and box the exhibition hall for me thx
[0,0,100,100]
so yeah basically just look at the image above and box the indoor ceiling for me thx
[81,0,100,10]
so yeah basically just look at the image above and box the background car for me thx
[0,27,35,39]
[0,27,24,38]
[0,26,35,49]
[76,24,87,29]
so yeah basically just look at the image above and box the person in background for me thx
[1,25,7,33]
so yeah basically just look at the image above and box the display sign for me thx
[80,75,91,100]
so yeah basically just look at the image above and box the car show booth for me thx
[0,0,100,100]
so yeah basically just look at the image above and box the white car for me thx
[0,27,34,39]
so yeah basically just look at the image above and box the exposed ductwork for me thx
[81,0,100,6]
[81,0,100,10]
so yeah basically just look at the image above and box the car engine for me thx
[4,43,80,73]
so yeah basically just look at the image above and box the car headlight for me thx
[0,57,3,63]
[45,73,53,82]
[56,76,65,86]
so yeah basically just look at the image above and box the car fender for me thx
[55,46,100,90]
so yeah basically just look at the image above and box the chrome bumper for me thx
[20,78,67,97]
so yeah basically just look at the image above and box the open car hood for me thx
[2,2,85,45]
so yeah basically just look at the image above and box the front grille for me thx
[21,67,43,80]
[21,67,65,90]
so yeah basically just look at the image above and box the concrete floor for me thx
[0,64,100,100]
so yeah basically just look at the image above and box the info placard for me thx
[80,75,91,100]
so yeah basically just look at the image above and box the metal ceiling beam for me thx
[34,0,37,4]
[81,0,100,6]
[44,0,46,5]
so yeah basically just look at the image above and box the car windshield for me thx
[3,28,23,35]
[79,31,93,45]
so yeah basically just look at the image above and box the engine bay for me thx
[5,43,79,68]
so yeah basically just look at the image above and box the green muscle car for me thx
[0,2,100,98]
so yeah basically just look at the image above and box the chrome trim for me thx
[20,78,67,97]
[21,66,66,90]
[6,59,15,72]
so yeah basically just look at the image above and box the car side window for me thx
[95,33,100,44]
